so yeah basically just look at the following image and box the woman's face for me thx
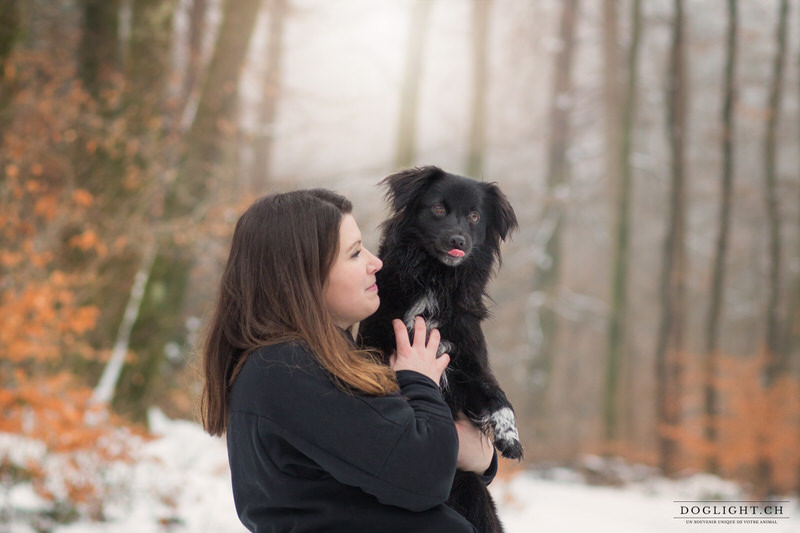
[323,214,383,329]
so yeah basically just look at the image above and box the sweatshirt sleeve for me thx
[229,345,458,512]
[478,450,498,485]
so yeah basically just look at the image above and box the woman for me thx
[201,189,496,532]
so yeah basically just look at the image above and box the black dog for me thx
[358,166,521,533]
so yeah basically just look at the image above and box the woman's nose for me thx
[367,249,382,273]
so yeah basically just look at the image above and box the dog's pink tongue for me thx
[447,249,465,258]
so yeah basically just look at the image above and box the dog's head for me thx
[381,166,518,267]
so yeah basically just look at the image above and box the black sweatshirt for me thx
[226,340,497,532]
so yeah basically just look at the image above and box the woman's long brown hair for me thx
[200,189,398,436]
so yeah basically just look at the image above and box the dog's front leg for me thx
[467,383,523,461]
[485,399,523,460]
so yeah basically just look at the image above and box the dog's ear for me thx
[483,182,518,242]
[380,166,445,212]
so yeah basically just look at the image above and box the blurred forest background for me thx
[2,0,800,523]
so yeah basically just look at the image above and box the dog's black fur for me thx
[358,166,522,533]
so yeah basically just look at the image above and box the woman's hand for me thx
[455,414,494,474]
[389,316,450,384]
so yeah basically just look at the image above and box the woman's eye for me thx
[432,204,446,216]
[468,212,480,223]
[351,249,361,258]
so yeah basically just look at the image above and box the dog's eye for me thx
[468,211,480,223]
[431,204,446,217]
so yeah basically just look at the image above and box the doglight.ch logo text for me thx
[674,501,791,526]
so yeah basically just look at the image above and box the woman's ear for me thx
[380,166,445,213]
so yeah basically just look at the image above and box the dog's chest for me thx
[402,290,445,329]
[402,290,458,357]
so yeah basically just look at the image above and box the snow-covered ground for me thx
[3,411,798,532]
[495,471,798,533]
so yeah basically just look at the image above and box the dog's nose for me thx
[449,235,466,249]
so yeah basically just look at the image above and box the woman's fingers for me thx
[436,352,450,374]
[392,319,411,353]
[427,326,441,351]
[412,316,442,353]
[391,316,449,383]
[412,316,426,347]
[399,316,441,353]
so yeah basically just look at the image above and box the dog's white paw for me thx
[488,407,523,460]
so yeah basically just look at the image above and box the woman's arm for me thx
[229,340,458,512]
[455,415,495,474]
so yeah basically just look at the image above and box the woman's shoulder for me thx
[250,339,309,359]
[243,340,320,376]
[230,341,327,410]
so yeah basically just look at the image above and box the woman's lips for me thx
[367,283,378,292]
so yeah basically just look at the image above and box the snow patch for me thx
[3,413,798,532]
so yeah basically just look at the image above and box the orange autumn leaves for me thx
[0,45,143,519]
[0,371,146,518]
[0,174,138,516]
[660,350,800,493]
[1,273,99,362]
[2,180,103,363]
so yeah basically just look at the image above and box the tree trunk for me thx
[703,0,737,475]
[655,0,687,477]
[91,240,157,408]
[182,0,207,104]
[529,0,579,423]
[0,0,17,61]
[395,0,433,169]
[75,0,122,182]
[79,0,120,97]
[756,0,789,496]
[602,0,621,203]
[788,4,800,374]
[109,0,179,421]
[251,0,288,194]
[170,0,262,208]
[0,0,17,232]
[762,0,788,386]
[795,1,800,373]
[466,0,490,179]
[126,0,177,122]
[0,0,19,124]
[604,0,641,446]
[123,0,262,422]
[74,0,123,199]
